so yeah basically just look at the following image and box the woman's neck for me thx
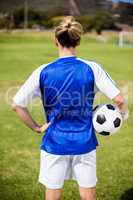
[58,46,76,58]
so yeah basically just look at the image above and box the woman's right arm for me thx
[90,61,129,121]
[112,94,129,121]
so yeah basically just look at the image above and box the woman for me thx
[12,16,128,200]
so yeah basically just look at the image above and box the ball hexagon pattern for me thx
[93,104,123,135]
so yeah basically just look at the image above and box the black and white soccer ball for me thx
[93,104,123,136]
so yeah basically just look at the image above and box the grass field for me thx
[0,32,133,200]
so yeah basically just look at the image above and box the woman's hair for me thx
[55,16,83,48]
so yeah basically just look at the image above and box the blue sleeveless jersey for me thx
[39,56,98,155]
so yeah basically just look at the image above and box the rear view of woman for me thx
[12,16,128,200]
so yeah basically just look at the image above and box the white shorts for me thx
[39,150,97,189]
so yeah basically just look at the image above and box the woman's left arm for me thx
[12,105,50,133]
[12,65,50,133]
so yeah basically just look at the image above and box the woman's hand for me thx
[12,105,51,133]
[35,122,51,133]
[113,94,129,121]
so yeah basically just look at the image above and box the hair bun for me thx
[62,16,74,28]
[55,16,83,48]
[66,22,71,29]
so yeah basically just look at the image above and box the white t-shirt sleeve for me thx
[13,64,45,107]
[90,62,120,99]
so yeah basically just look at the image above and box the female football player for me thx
[12,16,128,200]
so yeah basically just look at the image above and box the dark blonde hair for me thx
[55,16,83,48]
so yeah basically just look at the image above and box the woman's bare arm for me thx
[12,104,50,133]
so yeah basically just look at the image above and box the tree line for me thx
[0,7,121,34]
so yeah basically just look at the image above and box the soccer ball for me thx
[93,104,123,136]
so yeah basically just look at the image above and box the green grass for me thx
[0,32,133,200]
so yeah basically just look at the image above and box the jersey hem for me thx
[40,146,98,156]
